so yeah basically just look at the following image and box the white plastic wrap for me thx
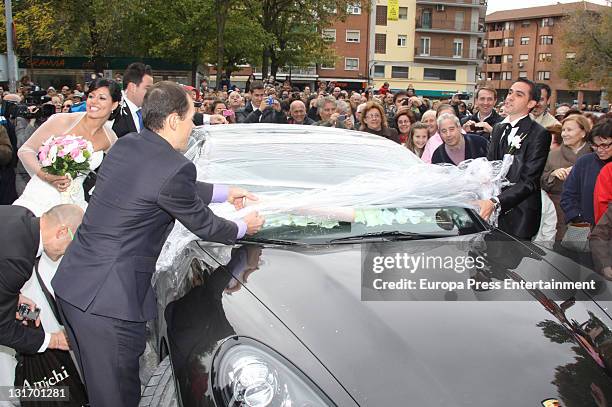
[154,124,511,289]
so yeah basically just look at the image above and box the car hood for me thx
[235,231,612,406]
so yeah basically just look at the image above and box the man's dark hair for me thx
[250,81,265,92]
[535,83,552,101]
[87,78,122,103]
[588,118,612,142]
[516,78,540,102]
[123,63,153,88]
[142,81,190,131]
[393,90,409,104]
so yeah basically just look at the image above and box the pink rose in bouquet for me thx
[37,135,94,179]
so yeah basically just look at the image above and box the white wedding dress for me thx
[0,113,116,398]
[13,149,104,216]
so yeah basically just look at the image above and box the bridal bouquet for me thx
[38,135,94,178]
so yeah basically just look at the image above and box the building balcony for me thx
[483,63,501,72]
[415,20,485,35]
[501,62,513,71]
[414,47,482,63]
[485,30,503,40]
[487,46,502,55]
[416,0,487,8]
[484,79,513,89]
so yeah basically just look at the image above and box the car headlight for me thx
[213,338,334,406]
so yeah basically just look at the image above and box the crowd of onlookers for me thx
[1,72,610,276]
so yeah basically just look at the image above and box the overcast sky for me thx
[487,0,609,14]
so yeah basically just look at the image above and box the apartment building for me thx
[482,2,606,106]
[371,0,485,98]
[318,4,371,91]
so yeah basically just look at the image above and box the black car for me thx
[141,125,612,407]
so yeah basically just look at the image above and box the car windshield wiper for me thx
[240,236,299,246]
[329,231,455,243]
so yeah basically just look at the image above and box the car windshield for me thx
[245,206,484,244]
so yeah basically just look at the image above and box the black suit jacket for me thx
[431,134,489,165]
[487,116,551,239]
[111,102,138,138]
[0,205,45,353]
[52,129,239,322]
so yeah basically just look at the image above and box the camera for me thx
[194,101,203,108]
[18,303,40,321]
[266,96,274,106]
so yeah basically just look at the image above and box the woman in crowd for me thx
[405,122,429,159]
[541,115,592,240]
[359,101,400,143]
[61,99,74,113]
[394,107,417,145]
[561,118,612,227]
[211,100,228,115]
[15,78,121,215]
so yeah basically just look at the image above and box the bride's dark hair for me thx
[86,78,122,120]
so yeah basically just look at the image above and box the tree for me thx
[243,0,356,78]
[559,7,612,95]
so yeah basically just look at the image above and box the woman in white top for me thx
[14,78,121,215]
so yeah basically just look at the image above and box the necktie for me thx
[136,109,144,131]
[500,123,513,151]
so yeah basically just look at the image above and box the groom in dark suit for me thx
[0,204,82,354]
[53,81,264,407]
[477,78,551,240]
[111,63,154,138]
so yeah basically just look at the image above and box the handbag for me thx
[13,260,89,407]
[561,222,591,253]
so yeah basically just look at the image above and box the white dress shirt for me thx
[500,114,528,142]
[121,91,142,132]
[35,232,51,352]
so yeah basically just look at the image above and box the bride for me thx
[0,78,121,395]
[14,78,121,216]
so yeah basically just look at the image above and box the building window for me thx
[520,37,529,45]
[541,17,554,27]
[540,35,553,45]
[422,10,432,29]
[399,7,408,19]
[420,37,430,56]
[502,54,513,63]
[376,5,387,26]
[519,71,528,78]
[501,71,512,80]
[566,52,576,59]
[346,30,360,43]
[519,54,528,61]
[504,21,514,30]
[521,20,530,27]
[397,35,407,47]
[375,33,387,54]
[345,58,359,71]
[391,66,409,79]
[373,65,385,78]
[453,39,463,57]
[537,71,551,80]
[424,68,456,81]
[503,38,514,47]
[322,29,336,42]
[538,53,552,62]
[321,60,335,70]
[347,4,361,14]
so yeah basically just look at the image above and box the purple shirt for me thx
[211,184,247,239]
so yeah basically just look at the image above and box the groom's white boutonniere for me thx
[508,132,528,154]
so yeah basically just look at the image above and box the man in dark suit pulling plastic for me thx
[53,81,264,407]
[477,78,551,240]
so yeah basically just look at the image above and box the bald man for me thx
[288,100,315,125]
[0,203,83,354]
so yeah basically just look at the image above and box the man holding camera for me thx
[0,204,83,355]
[461,86,503,140]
